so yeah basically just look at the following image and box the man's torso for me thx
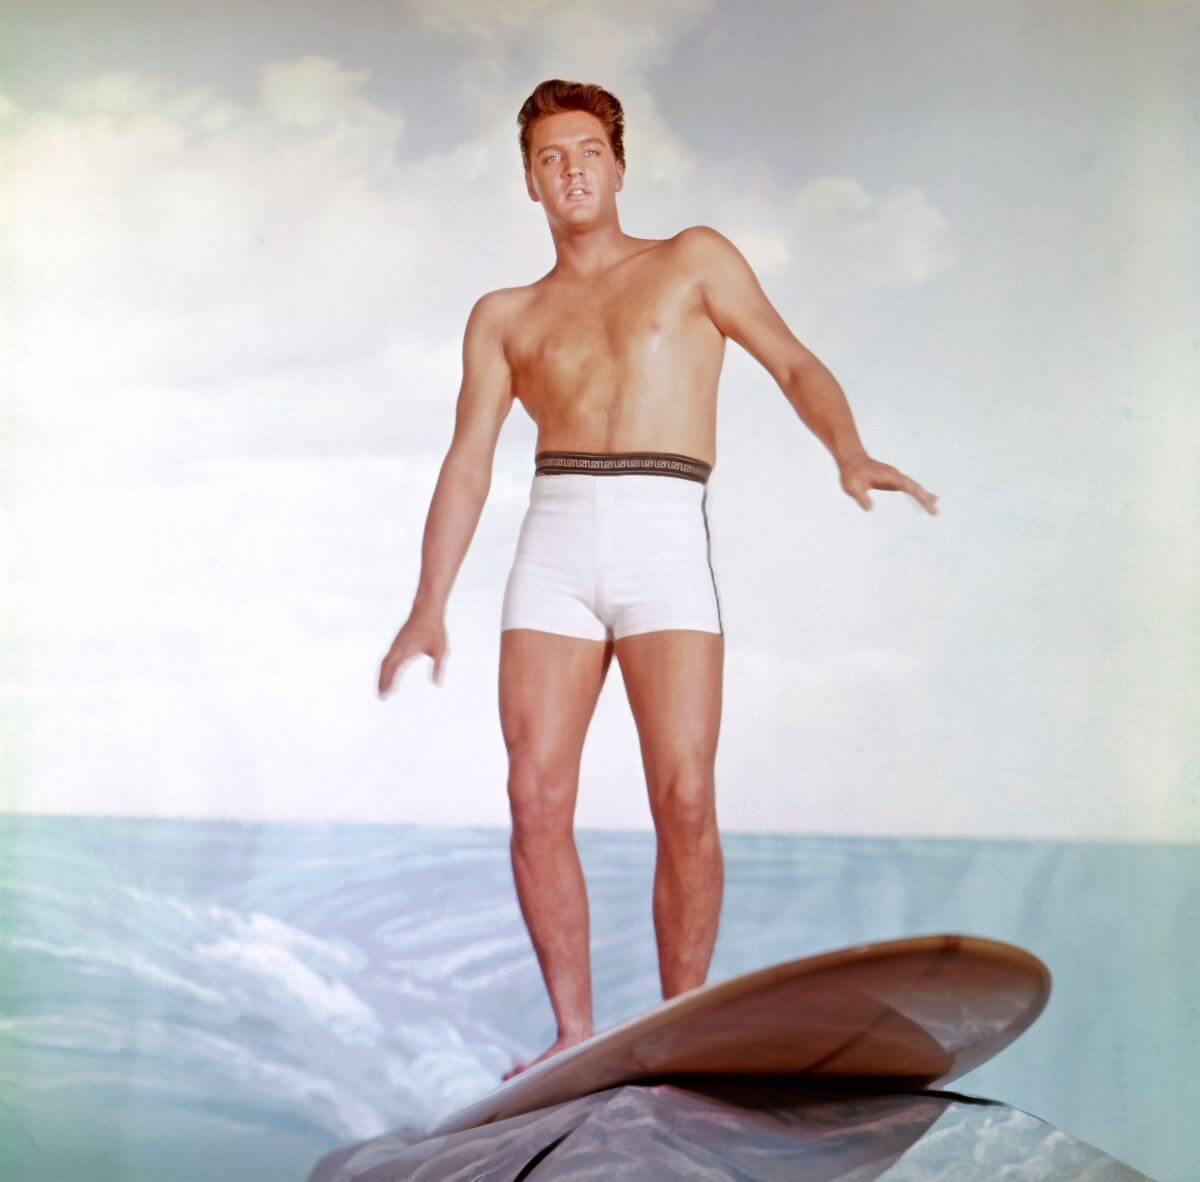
[496,229,726,468]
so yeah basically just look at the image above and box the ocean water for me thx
[0,815,1194,1181]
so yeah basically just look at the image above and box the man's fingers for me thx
[841,476,871,510]
[381,647,447,695]
[378,662,396,698]
[377,658,394,696]
[846,470,939,514]
[849,484,872,510]
[842,459,938,516]
[880,469,939,516]
[904,478,938,515]
[379,650,415,697]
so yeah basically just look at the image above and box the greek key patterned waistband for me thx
[534,449,712,484]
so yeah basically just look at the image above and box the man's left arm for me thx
[682,225,938,515]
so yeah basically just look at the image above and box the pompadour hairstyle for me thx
[517,79,626,173]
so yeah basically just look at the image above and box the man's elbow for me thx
[443,448,493,491]
[783,350,824,391]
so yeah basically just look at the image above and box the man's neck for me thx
[548,221,631,282]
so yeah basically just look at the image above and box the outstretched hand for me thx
[378,611,449,697]
[839,454,938,514]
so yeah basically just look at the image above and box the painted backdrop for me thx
[2,3,1195,1180]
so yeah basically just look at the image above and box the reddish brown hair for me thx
[517,79,625,174]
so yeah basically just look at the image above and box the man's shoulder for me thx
[666,225,744,286]
[471,283,539,319]
[466,284,536,336]
[670,224,740,260]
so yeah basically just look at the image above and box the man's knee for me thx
[507,749,578,837]
[648,770,718,839]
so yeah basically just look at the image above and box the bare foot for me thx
[502,1028,593,1082]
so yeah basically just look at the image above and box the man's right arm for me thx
[410,290,515,619]
[378,291,515,694]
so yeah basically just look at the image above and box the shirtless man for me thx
[377,79,938,1082]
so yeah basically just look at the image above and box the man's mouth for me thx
[564,186,591,199]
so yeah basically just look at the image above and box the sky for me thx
[1,0,1196,838]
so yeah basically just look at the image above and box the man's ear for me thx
[616,161,625,192]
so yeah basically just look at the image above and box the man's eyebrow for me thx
[536,137,604,157]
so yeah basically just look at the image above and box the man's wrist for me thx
[411,593,446,620]
[833,444,870,469]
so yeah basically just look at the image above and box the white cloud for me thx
[259,55,391,132]
[403,0,714,64]
[794,177,955,285]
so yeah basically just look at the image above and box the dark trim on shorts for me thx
[534,449,712,484]
[700,483,725,635]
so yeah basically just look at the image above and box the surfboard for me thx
[430,932,1051,1137]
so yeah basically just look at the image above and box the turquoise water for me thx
[0,815,1194,1181]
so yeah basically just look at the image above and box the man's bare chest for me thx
[506,260,710,391]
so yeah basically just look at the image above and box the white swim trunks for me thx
[500,450,725,641]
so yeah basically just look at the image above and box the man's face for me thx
[525,110,624,222]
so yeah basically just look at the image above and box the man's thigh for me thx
[499,629,615,766]
[614,629,724,795]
